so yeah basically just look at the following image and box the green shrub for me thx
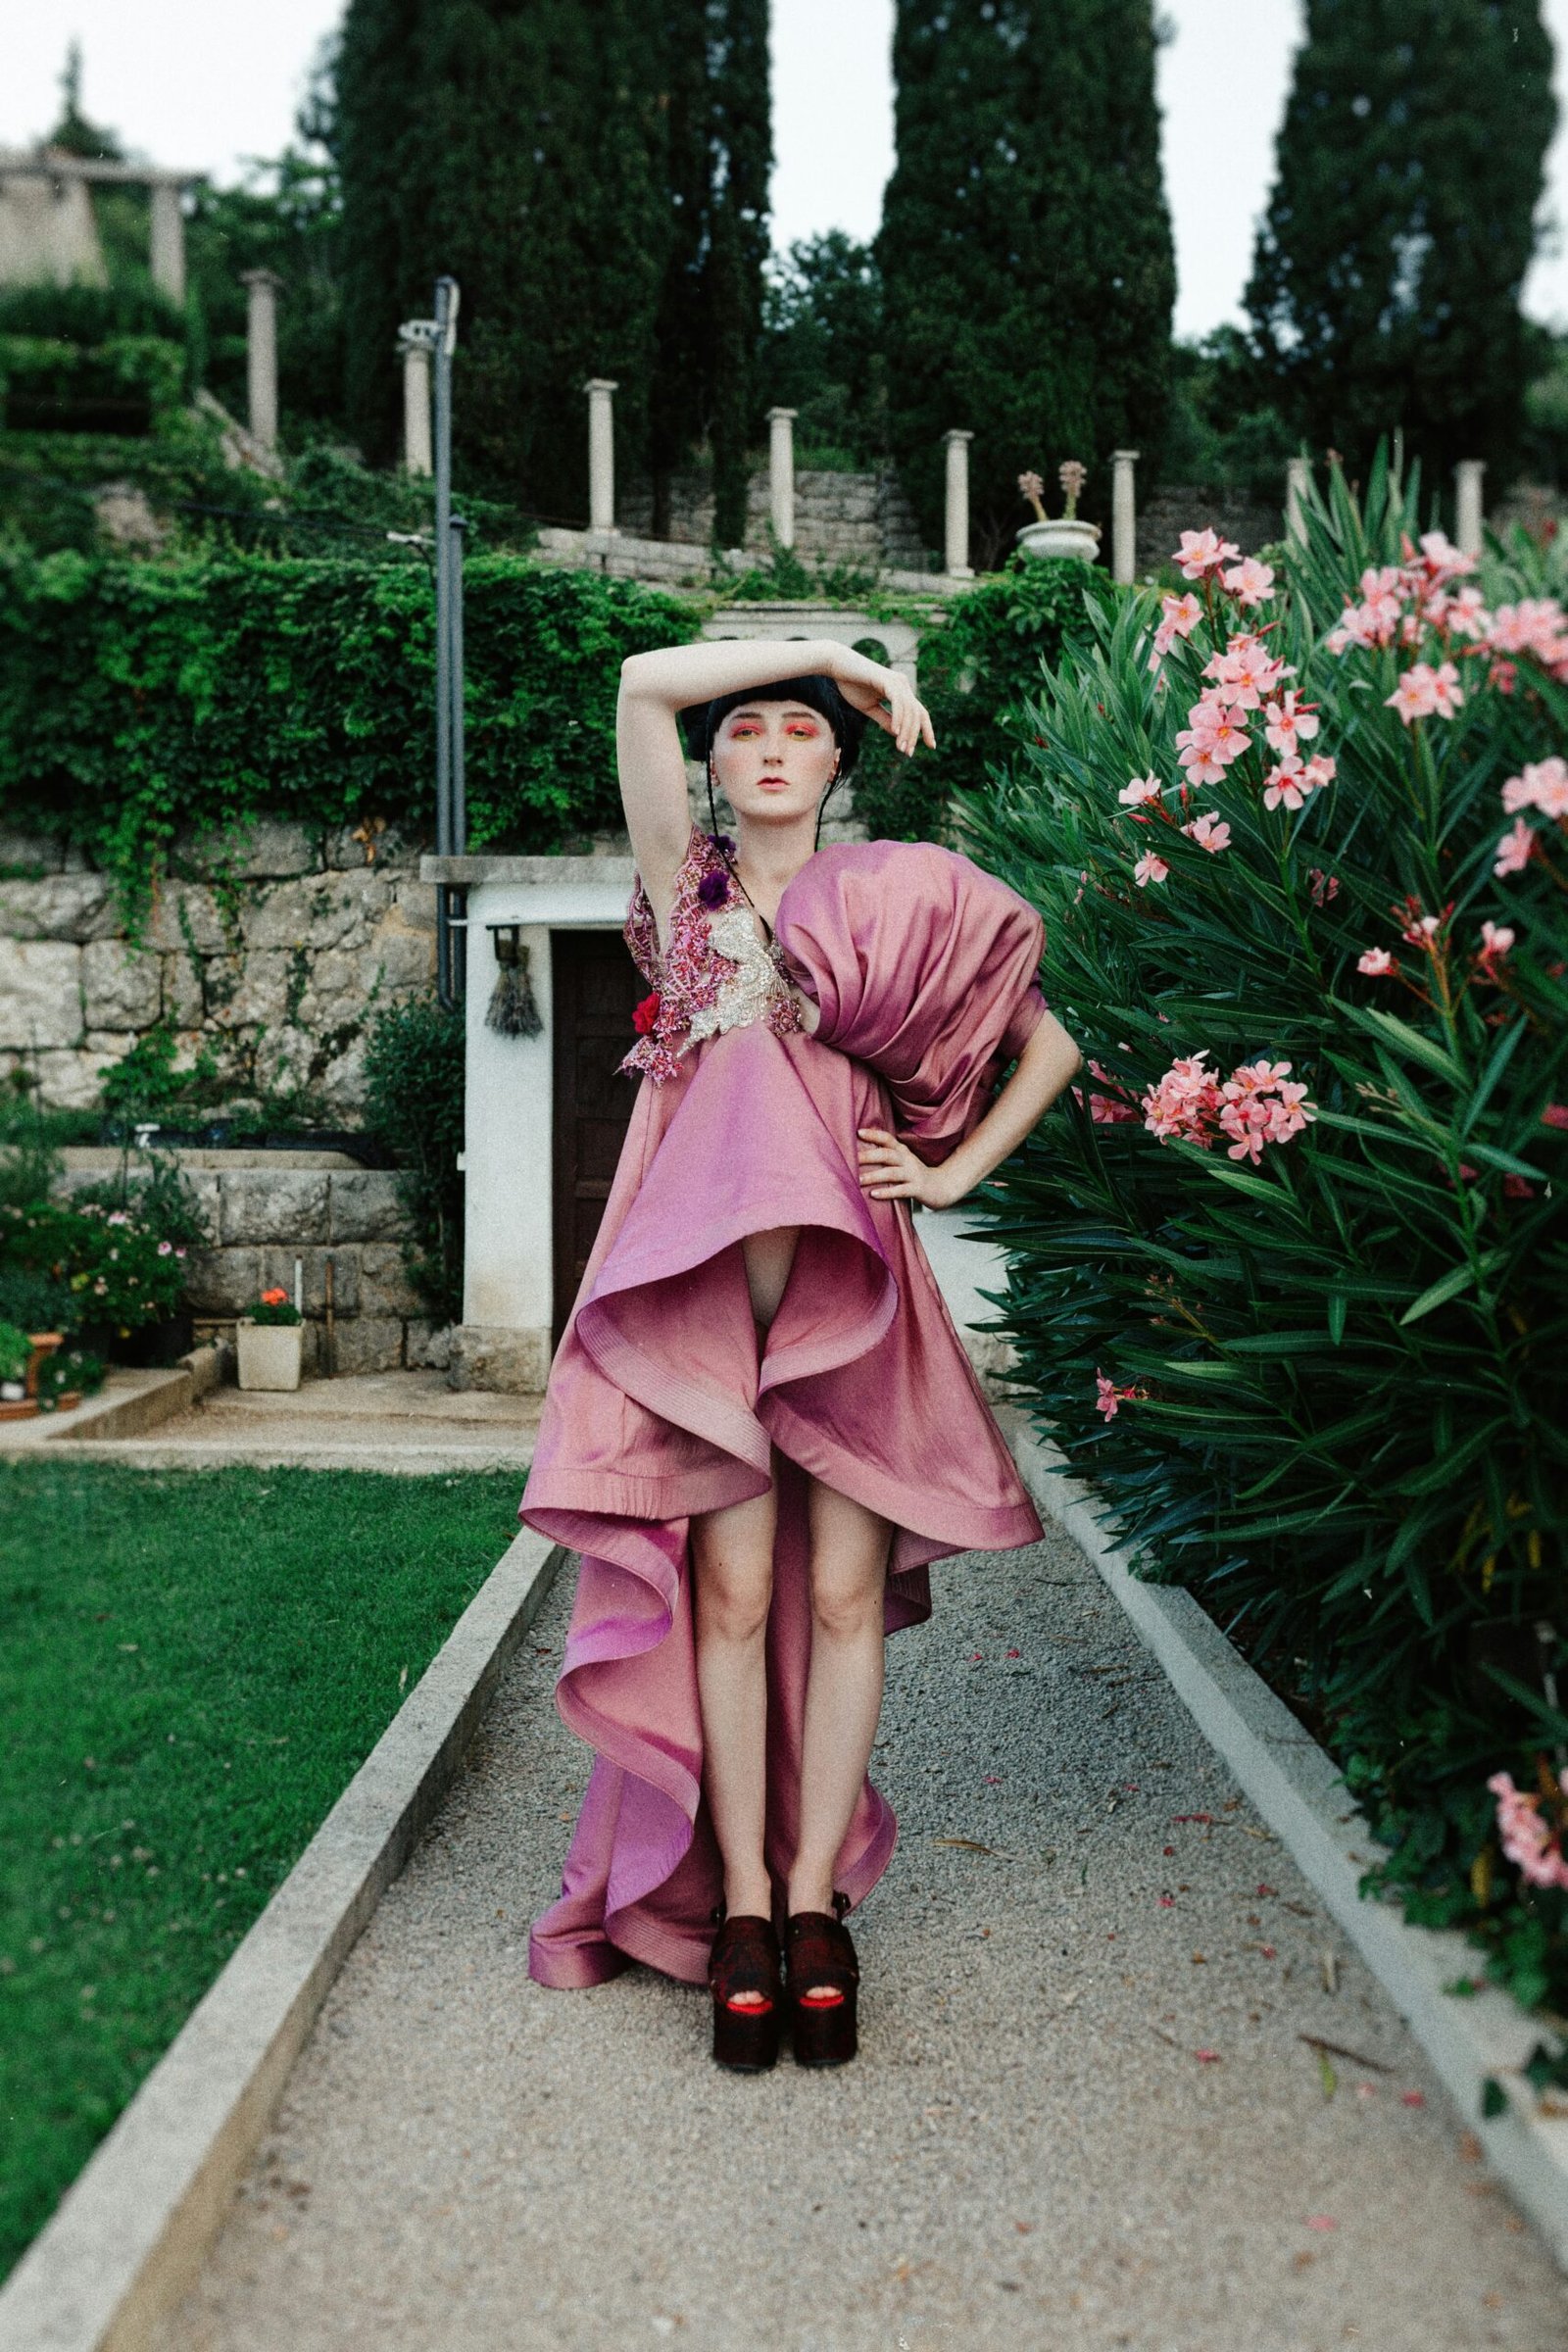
[962,459,1568,2045]
[362,995,466,1326]
[854,556,1120,843]
[0,551,701,911]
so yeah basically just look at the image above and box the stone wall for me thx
[0,820,436,1114]
[56,1147,440,1374]
[619,465,932,571]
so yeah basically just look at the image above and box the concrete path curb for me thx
[998,1405,1568,2272]
[0,1527,565,2352]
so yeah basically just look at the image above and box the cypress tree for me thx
[332,0,768,525]
[876,0,1174,562]
[1246,0,1555,488]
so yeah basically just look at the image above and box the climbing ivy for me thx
[0,550,701,910]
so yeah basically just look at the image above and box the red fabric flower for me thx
[632,991,662,1037]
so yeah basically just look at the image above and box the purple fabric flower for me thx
[697,869,729,909]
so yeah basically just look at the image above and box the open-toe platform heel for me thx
[707,1906,783,2073]
[785,1891,859,2068]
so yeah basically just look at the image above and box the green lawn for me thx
[0,1462,530,2280]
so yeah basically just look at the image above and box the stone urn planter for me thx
[1015,517,1102,564]
[236,1318,304,1393]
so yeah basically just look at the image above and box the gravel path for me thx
[169,1522,1567,2352]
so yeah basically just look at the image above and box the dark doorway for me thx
[551,927,646,1348]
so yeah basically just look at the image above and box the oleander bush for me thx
[964,458,1568,2072]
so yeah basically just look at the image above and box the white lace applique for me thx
[684,906,795,1048]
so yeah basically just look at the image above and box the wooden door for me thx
[551,927,646,1347]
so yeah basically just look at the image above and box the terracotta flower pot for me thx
[236,1319,304,1393]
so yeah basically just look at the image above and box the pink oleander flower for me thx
[1182,811,1231,854]
[1176,700,1250,781]
[1119,774,1163,806]
[1397,899,1447,950]
[1308,867,1341,906]
[1542,1102,1568,1130]
[1134,850,1170,888]
[1142,1052,1222,1147]
[1262,758,1309,812]
[1216,1060,1316,1164]
[1262,690,1320,757]
[1221,557,1276,609]
[1494,817,1537,877]
[1488,1770,1568,1892]
[1095,1371,1132,1421]
[1502,757,1568,820]
[1357,947,1396,976]
[1417,528,1477,583]
[1438,584,1492,641]
[1486,598,1568,677]
[1479,921,1515,958]
[1151,590,1202,665]
[1386,661,1463,724]
[1201,638,1292,710]
[1174,527,1241,580]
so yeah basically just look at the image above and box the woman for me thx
[520,634,1082,2070]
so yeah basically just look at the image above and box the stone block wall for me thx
[56,1148,440,1375]
[619,465,932,571]
[0,820,437,1114]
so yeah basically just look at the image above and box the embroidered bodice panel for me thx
[621,825,806,1083]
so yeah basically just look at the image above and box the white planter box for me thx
[235,1319,304,1392]
[1015,517,1102,564]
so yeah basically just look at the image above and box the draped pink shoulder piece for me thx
[520,828,1048,1989]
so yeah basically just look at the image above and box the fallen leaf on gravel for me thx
[1241,1826,1277,1841]
[1191,1951,1206,1964]
[1256,1883,1277,1896]
[1059,1988,1080,2007]
[1320,1949,1340,1993]
[1014,2221,1034,2233]
[1171,1812,1214,1825]
[1293,2251,1316,2272]
[1355,2082,1377,2100]
[1459,2131,1483,2162]
[1304,2215,1338,2231]
[1313,2048,1338,2100]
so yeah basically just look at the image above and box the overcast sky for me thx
[6,0,1568,340]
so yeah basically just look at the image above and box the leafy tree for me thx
[760,233,887,468]
[331,0,769,526]
[1246,0,1556,489]
[877,0,1174,564]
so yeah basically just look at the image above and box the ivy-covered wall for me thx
[0,550,701,902]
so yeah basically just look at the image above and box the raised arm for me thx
[616,637,933,921]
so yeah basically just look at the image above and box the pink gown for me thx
[520,826,1048,1988]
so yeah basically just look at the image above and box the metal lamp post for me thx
[400,276,467,1009]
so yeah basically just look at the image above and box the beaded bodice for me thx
[621,825,806,1084]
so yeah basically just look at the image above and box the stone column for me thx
[768,407,798,549]
[148,179,186,305]
[1285,455,1311,544]
[942,430,974,578]
[1111,449,1140,584]
[585,378,618,534]
[241,269,283,453]
[1455,460,1486,559]
[398,328,433,476]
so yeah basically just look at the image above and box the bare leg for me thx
[691,1486,776,1948]
[789,1479,892,1992]
[687,1226,802,2000]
